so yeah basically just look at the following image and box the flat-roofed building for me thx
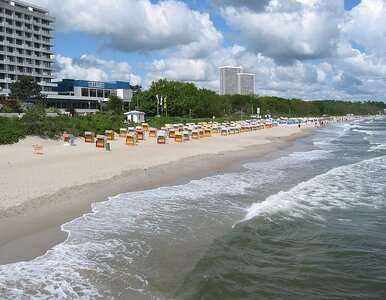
[0,0,56,97]
[44,79,133,113]
[219,66,256,96]
[219,66,242,95]
[237,73,255,95]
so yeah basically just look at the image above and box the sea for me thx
[0,117,385,299]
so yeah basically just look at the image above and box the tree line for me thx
[1,76,385,117]
[135,79,385,118]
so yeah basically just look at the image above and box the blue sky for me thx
[29,0,386,102]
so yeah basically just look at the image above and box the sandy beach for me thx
[0,124,313,264]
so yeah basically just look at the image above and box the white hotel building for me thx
[0,0,56,97]
[237,72,255,95]
[219,66,255,96]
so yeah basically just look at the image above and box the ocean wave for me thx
[244,149,330,172]
[368,143,386,153]
[353,129,384,136]
[243,155,386,222]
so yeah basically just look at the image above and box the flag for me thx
[163,96,167,109]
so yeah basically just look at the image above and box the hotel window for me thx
[104,90,111,98]
[97,89,103,98]
[89,89,96,97]
[81,88,88,97]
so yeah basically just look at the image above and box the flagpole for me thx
[156,94,159,117]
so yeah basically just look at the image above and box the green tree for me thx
[106,94,124,114]
[9,76,43,101]
[21,104,47,135]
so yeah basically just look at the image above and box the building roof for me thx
[124,110,146,115]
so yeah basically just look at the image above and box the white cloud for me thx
[27,0,386,101]
[219,0,344,63]
[144,45,337,100]
[28,0,223,57]
[343,0,386,57]
[55,55,141,85]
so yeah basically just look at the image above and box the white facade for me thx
[0,0,56,97]
[219,66,256,96]
[117,88,133,101]
[219,66,242,95]
[237,73,255,95]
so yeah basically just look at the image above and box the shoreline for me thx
[0,126,313,265]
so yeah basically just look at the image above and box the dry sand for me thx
[0,124,313,264]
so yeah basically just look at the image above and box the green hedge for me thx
[0,111,128,145]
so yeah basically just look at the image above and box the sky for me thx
[27,0,386,102]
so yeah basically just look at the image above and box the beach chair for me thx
[63,133,71,146]
[175,131,183,142]
[169,128,176,139]
[199,128,204,139]
[142,123,149,132]
[96,135,106,148]
[119,128,128,138]
[136,129,145,141]
[157,130,168,144]
[128,127,136,136]
[183,131,190,141]
[126,133,137,146]
[221,127,229,136]
[105,130,115,140]
[191,129,199,140]
[149,128,157,138]
[84,131,95,143]
[204,127,212,138]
